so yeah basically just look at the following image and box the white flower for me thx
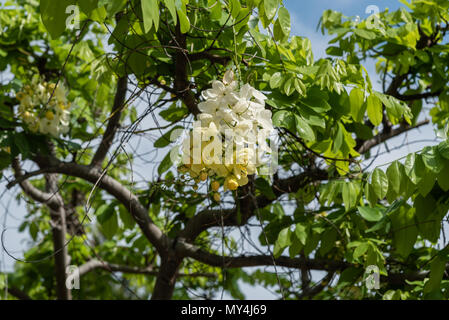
[179,69,274,190]
[17,79,71,137]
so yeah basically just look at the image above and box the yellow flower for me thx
[199,171,208,181]
[211,181,220,192]
[45,111,54,120]
[226,178,239,191]
[213,193,221,202]
[16,92,24,101]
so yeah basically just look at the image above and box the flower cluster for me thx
[178,70,273,199]
[16,77,70,137]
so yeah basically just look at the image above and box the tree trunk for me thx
[45,173,72,300]
[151,254,182,300]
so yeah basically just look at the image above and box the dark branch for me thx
[7,287,32,300]
[11,158,61,210]
[34,155,170,254]
[180,169,328,241]
[188,50,231,66]
[174,23,200,116]
[91,76,128,168]
[357,120,430,154]
[176,240,347,270]
[78,259,216,278]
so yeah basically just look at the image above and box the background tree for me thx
[1,0,449,300]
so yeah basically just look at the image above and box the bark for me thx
[45,173,71,300]
[91,76,128,168]
[151,254,183,300]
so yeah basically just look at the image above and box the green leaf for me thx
[159,106,188,122]
[230,0,241,18]
[366,94,383,126]
[154,126,183,148]
[390,206,418,258]
[386,161,402,194]
[40,0,75,39]
[101,0,126,18]
[13,133,30,159]
[269,72,282,88]
[342,182,357,211]
[437,140,449,159]
[349,88,365,122]
[272,110,295,132]
[101,211,118,239]
[158,150,173,175]
[163,0,177,24]
[421,146,444,173]
[417,170,435,197]
[319,229,337,256]
[365,181,378,207]
[332,124,343,153]
[118,205,136,230]
[97,203,114,224]
[295,223,307,245]
[354,28,377,39]
[283,78,294,96]
[415,194,440,243]
[177,8,190,33]
[209,0,222,20]
[141,0,160,32]
[437,161,449,191]
[371,168,388,200]
[277,227,291,248]
[277,7,290,37]
[263,0,278,20]
[255,177,276,200]
[295,115,315,141]
[78,0,98,16]
[0,151,10,171]
[424,256,446,294]
[353,242,369,260]
[404,153,423,184]
[294,78,306,95]
[358,206,383,222]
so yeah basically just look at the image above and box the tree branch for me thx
[357,120,430,154]
[395,90,443,101]
[33,155,170,254]
[78,259,216,278]
[44,173,71,300]
[180,169,328,241]
[6,286,32,300]
[91,76,128,168]
[174,23,200,116]
[176,240,347,271]
[188,50,231,66]
[11,158,61,209]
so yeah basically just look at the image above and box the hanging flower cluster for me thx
[16,77,70,137]
[178,70,274,199]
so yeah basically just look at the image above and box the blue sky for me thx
[285,0,402,60]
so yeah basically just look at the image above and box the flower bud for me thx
[45,111,54,120]
[226,178,239,191]
[199,171,208,181]
[211,181,220,192]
